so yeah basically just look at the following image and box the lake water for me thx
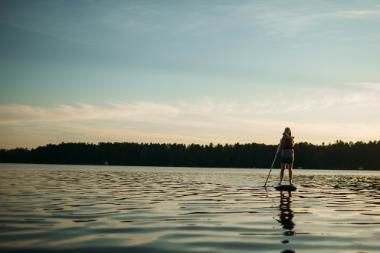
[0,164,379,253]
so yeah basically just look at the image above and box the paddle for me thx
[263,142,281,187]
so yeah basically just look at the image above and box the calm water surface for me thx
[0,164,380,253]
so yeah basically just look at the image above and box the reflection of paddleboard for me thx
[274,184,297,191]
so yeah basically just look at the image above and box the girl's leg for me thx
[288,163,293,184]
[279,163,285,184]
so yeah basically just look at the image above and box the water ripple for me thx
[0,164,379,253]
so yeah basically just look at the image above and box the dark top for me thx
[280,134,294,158]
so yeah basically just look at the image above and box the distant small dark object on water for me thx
[274,184,297,192]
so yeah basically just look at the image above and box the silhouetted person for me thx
[279,127,295,185]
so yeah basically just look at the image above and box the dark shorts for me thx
[281,156,294,164]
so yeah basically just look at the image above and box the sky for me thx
[1,0,380,148]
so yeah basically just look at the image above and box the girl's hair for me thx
[284,127,291,136]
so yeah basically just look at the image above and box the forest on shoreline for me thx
[0,141,379,170]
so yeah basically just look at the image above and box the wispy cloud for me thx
[0,102,179,125]
[0,88,377,125]
[230,2,380,37]
[1,84,379,148]
[346,82,380,92]
[334,9,380,18]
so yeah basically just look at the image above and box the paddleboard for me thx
[274,184,297,191]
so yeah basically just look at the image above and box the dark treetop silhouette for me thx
[0,140,379,170]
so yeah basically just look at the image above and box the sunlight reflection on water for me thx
[0,164,380,253]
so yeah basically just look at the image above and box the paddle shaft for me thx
[263,142,281,187]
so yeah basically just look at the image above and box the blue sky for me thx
[1,0,380,148]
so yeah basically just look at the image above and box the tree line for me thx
[0,140,379,170]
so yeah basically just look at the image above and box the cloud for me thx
[1,84,380,148]
[0,102,179,125]
[0,89,376,126]
[346,82,380,92]
[334,9,380,18]
[230,2,380,37]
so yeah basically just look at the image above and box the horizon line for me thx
[3,139,380,150]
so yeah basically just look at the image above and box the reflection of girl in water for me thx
[277,191,295,233]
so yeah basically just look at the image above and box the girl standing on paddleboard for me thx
[279,127,295,185]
